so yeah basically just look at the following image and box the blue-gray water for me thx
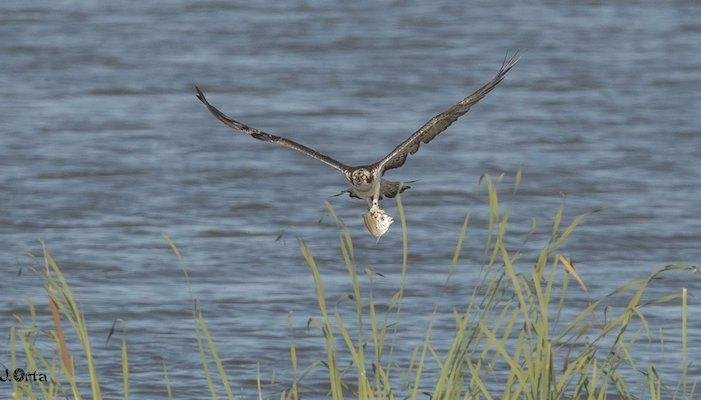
[1,1,699,398]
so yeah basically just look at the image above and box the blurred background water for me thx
[1,0,699,398]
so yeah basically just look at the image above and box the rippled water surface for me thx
[1,1,700,398]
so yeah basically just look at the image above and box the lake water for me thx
[1,1,699,398]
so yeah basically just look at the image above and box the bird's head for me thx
[351,168,373,186]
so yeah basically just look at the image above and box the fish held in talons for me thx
[363,205,394,238]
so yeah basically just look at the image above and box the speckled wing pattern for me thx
[375,52,519,175]
[195,86,352,175]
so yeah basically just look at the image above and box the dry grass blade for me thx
[514,167,523,194]
[121,333,129,400]
[163,361,174,400]
[557,254,588,293]
[48,298,74,381]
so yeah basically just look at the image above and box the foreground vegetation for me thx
[5,174,698,399]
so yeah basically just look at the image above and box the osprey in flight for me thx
[195,53,518,238]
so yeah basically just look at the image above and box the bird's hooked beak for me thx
[362,205,394,238]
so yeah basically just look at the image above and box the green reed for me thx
[6,173,698,399]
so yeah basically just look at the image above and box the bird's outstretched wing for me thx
[195,86,352,175]
[374,52,519,174]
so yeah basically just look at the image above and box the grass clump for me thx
[5,173,699,399]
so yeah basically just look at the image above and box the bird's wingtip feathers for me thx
[194,85,207,104]
[500,50,521,75]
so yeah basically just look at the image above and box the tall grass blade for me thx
[298,239,344,400]
[446,213,470,284]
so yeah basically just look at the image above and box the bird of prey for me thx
[195,53,518,238]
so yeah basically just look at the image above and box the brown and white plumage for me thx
[195,52,518,238]
[373,53,519,175]
[195,87,352,175]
